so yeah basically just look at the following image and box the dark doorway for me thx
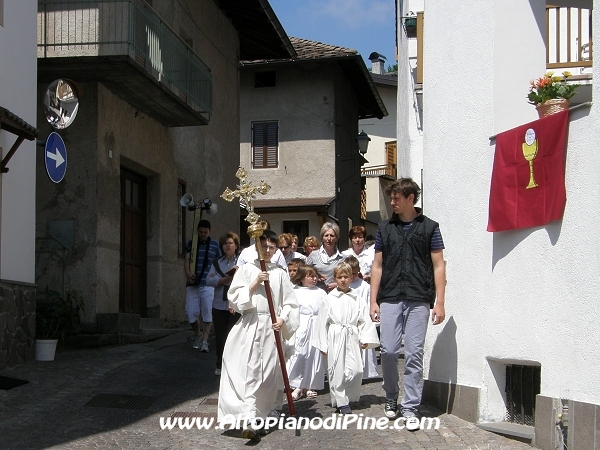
[283,220,309,252]
[120,168,147,315]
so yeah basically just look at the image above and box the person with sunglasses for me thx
[278,233,306,266]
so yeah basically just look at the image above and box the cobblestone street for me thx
[0,332,533,449]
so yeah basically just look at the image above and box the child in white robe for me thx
[217,231,299,440]
[286,264,326,400]
[345,256,379,379]
[313,262,379,414]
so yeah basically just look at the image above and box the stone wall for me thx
[0,281,36,370]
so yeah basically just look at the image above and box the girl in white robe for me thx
[217,235,299,429]
[313,263,379,414]
[286,265,326,399]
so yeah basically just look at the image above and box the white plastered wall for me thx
[0,0,37,283]
[418,0,600,423]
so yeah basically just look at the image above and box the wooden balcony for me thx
[546,5,593,71]
[361,164,397,179]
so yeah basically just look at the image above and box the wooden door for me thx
[120,169,147,315]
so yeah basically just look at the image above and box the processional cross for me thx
[221,167,298,424]
[221,166,272,256]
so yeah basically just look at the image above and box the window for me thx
[254,70,276,88]
[252,121,278,169]
[178,181,186,257]
[505,364,540,426]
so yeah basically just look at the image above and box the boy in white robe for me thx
[313,262,379,414]
[217,231,299,440]
[345,256,379,379]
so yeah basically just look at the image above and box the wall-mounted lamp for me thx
[356,130,371,155]
[401,12,417,39]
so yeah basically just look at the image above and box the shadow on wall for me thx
[491,219,562,271]
[424,316,458,412]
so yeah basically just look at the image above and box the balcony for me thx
[546,5,592,72]
[361,164,397,179]
[546,5,593,104]
[38,0,213,126]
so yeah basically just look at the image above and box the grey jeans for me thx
[379,300,430,414]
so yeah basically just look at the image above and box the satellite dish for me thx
[43,79,80,129]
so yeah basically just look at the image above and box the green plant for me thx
[527,71,579,105]
[36,288,84,341]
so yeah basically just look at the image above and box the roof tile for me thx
[289,37,357,60]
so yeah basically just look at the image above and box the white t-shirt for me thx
[341,245,375,277]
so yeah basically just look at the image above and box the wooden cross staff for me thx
[221,167,299,425]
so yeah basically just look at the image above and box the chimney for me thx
[369,52,387,75]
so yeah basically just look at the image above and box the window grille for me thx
[505,364,541,426]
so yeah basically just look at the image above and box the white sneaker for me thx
[402,411,420,431]
[192,337,201,349]
[200,341,209,352]
[215,368,221,376]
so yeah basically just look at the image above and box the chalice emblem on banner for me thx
[522,128,539,189]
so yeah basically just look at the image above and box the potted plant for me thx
[35,288,84,361]
[527,71,579,118]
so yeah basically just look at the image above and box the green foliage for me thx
[386,64,398,73]
[527,71,579,105]
[36,288,84,341]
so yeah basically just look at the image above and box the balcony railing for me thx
[546,6,592,71]
[38,0,212,118]
[361,164,397,179]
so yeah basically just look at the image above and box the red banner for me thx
[487,110,568,232]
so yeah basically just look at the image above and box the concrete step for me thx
[477,422,534,444]
[139,318,165,329]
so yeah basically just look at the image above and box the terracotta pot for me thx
[536,98,570,118]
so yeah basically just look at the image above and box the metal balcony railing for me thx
[361,164,397,179]
[546,6,593,71]
[38,0,212,116]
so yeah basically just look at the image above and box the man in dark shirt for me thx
[184,220,221,351]
[369,178,446,425]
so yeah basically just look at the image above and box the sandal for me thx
[291,388,305,401]
[306,390,318,399]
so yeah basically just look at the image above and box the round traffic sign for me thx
[45,132,67,183]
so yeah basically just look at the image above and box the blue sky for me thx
[268,0,396,70]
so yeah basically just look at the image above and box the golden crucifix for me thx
[221,166,272,251]
[220,167,298,422]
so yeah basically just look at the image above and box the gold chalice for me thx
[522,140,538,189]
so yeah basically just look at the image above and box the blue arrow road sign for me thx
[45,132,67,183]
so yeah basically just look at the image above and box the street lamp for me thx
[356,130,371,155]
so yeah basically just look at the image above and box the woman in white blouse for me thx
[341,225,375,283]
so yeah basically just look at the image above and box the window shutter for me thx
[265,122,278,168]
[252,121,278,169]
